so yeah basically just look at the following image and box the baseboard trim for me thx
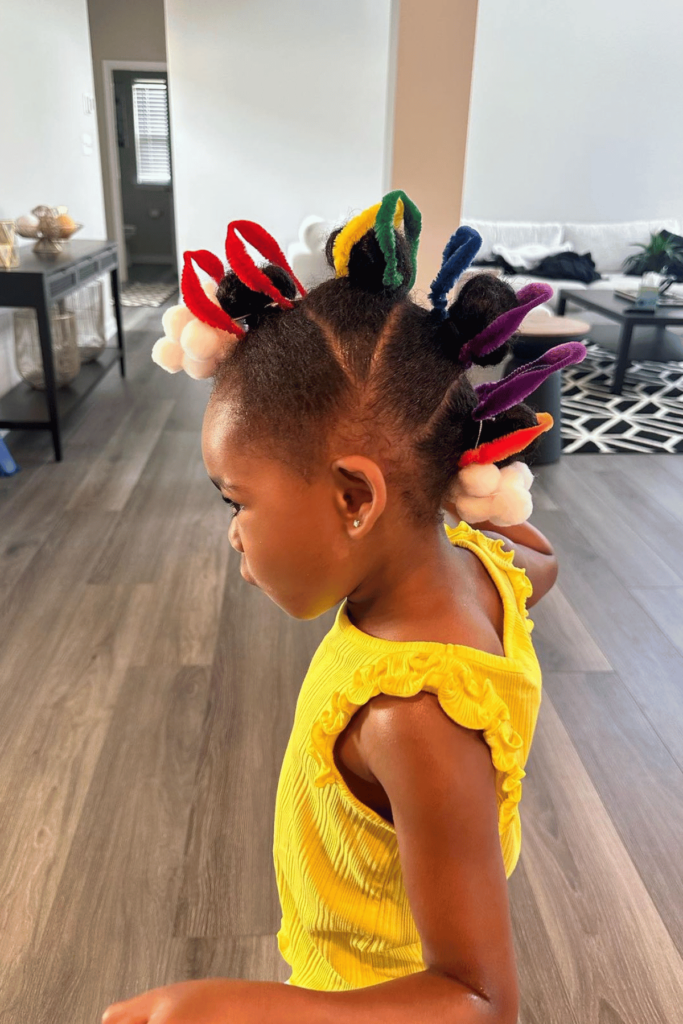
[128,255,175,266]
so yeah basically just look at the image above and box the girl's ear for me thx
[330,456,387,537]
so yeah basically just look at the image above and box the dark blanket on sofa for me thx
[474,251,602,283]
[531,251,601,283]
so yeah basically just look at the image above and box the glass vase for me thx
[14,308,80,389]
[66,278,106,362]
[0,220,20,269]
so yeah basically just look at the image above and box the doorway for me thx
[102,61,178,301]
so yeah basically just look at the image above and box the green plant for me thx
[622,230,683,276]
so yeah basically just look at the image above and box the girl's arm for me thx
[444,504,558,607]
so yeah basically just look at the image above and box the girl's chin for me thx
[240,560,257,586]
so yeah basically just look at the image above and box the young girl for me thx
[102,194,585,1024]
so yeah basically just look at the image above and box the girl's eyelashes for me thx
[221,495,243,517]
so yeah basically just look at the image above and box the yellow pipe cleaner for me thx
[333,199,404,278]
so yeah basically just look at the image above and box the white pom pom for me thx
[499,460,533,491]
[162,304,194,343]
[453,493,495,523]
[457,462,501,498]
[151,337,184,373]
[202,279,221,305]
[489,485,533,527]
[182,352,217,379]
[180,319,226,361]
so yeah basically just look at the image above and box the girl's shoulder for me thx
[444,520,535,636]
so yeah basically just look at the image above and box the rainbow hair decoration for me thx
[428,226,483,318]
[333,189,422,290]
[152,201,580,529]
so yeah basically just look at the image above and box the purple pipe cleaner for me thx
[458,282,555,368]
[472,341,587,421]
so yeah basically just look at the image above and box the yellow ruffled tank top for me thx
[273,522,542,991]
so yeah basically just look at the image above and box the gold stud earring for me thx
[353,519,361,528]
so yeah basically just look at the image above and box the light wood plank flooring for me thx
[1,296,683,1024]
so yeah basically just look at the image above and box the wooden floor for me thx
[1,296,683,1024]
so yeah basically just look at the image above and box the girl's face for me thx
[201,398,372,620]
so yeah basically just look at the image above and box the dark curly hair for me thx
[209,225,541,525]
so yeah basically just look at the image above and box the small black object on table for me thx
[504,315,590,465]
[0,240,125,462]
[557,288,683,395]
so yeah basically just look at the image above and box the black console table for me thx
[0,239,125,461]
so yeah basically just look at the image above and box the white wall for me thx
[164,0,393,271]
[462,0,683,224]
[0,0,107,400]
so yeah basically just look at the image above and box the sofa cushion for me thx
[588,274,642,294]
[563,220,682,273]
[463,219,564,262]
[498,273,587,313]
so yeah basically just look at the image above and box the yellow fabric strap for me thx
[333,199,405,278]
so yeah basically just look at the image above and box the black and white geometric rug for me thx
[561,341,683,454]
[120,281,179,308]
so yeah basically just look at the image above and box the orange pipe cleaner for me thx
[458,412,554,468]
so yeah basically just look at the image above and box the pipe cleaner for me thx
[225,220,307,308]
[333,190,422,290]
[333,200,401,279]
[152,222,305,379]
[472,341,587,421]
[428,226,483,318]
[373,190,422,289]
[450,411,554,526]
[458,412,554,469]
[458,282,554,369]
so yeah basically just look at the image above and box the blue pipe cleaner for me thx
[428,226,483,319]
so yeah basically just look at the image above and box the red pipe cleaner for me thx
[225,221,307,308]
[181,249,245,338]
[458,412,554,467]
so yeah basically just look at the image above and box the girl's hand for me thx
[102,978,238,1024]
[444,502,554,556]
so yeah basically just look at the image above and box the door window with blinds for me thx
[132,79,171,185]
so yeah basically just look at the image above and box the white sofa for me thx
[464,217,683,313]
[287,214,683,319]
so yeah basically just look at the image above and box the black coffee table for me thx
[557,289,683,395]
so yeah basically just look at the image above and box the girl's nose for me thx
[228,517,244,553]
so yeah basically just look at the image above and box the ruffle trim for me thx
[445,522,535,635]
[307,650,526,838]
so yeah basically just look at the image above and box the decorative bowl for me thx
[14,207,83,254]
